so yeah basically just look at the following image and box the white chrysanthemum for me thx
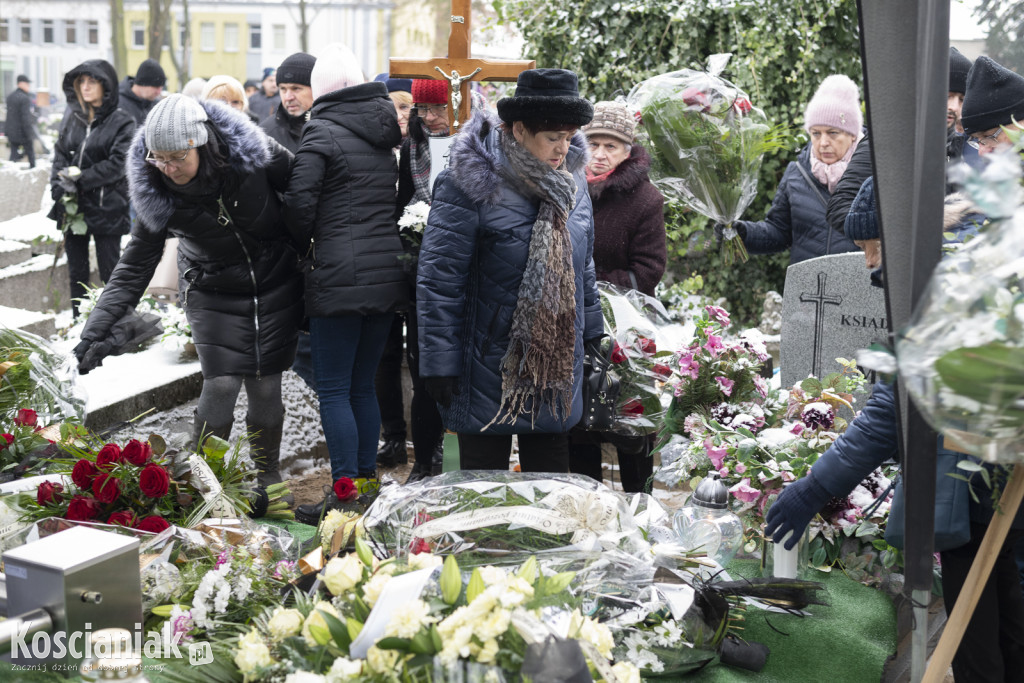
[325,657,363,682]
[266,607,304,641]
[476,637,500,664]
[611,661,642,683]
[476,566,507,586]
[636,647,665,673]
[406,552,443,571]
[323,553,365,596]
[234,629,273,681]
[234,575,253,602]
[284,673,326,683]
[362,572,393,607]
[383,599,435,639]
[475,607,511,641]
[302,601,340,647]
[496,576,534,607]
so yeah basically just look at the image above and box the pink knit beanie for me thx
[310,43,365,101]
[803,74,862,137]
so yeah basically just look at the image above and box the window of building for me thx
[0,19,9,43]
[66,20,77,44]
[273,24,285,51]
[249,23,261,50]
[223,23,238,52]
[131,21,145,49]
[200,22,215,51]
[179,24,187,48]
[21,20,32,43]
[88,20,98,45]
[42,19,54,43]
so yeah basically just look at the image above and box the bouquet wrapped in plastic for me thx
[1,325,86,426]
[627,53,784,264]
[897,201,1024,462]
[598,283,694,435]
[361,471,649,565]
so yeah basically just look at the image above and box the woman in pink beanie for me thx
[726,74,863,264]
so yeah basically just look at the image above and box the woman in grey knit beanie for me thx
[75,94,304,495]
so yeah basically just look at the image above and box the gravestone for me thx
[780,252,887,388]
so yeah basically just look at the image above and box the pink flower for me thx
[753,375,768,399]
[781,471,796,483]
[729,478,760,503]
[704,335,724,357]
[734,463,747,474]
[677,353,699,380]
[715,376,735,396]
[789,422,805,436]
[705,305,730,327]
[703,438,729,470]
[718,466,730,477]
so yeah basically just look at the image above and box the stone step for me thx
[0,304,56,338]
[0,165,50,223]
[0,252,72,312]
[0,239,31,269]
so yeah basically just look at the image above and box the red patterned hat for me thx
[412,79,448,105]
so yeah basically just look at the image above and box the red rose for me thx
[92,473,121,504]
[610,342,627,364]
[680,86,711,113]
[638,337,657,355]
[14,408,37,427]
[734,98,752,115]
[121,439,152,466]
[622,399,645,416]
[136,516,171,534]
[95,443,123,470]
[36,481,64,506]
[409,537,433,555]
[653,363,673,378]
[66,496,102,521]
[1,434,12,449]
[333,477,358,502]
[71,459,99,489]
[139,463,170,498]
[107,511,136,527]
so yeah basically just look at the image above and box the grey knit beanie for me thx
[144,94,209,151]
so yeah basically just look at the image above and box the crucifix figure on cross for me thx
[389,0,535,130]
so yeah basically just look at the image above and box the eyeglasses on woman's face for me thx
[967,128,1004,150]
[145,149,191,170]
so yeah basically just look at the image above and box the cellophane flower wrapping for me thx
[897,201,1024,462]
[626,54,783,264]
[362,471,649,567]
[1,324,86,426]
[598,283,694,435]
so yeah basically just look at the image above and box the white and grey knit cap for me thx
[144,93,209,151]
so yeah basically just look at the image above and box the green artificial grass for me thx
[680,560,897,682]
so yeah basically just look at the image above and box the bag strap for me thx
[628,270,639,291]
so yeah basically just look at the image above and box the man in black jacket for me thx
[5,75,37,167]
[260,53,315,154]
[118,59,166,127]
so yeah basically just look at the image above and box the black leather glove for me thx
[424,376,460,409]
[73,338,115,375]
[764,474,832,549]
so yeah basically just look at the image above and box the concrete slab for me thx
[0,239,31,269]
[0,305,56,337]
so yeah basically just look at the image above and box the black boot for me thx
[376,435,408,467]
[247,413,293,504]
[295,485,363,526]
[405,462,433,484]
[430,440,445,476]
[191,410,232,453]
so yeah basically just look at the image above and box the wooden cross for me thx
[389,0,535,129]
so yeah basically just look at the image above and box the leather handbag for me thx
[884,447,971,552]
[579,345,620,431]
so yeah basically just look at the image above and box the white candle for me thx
[772,531,799,579]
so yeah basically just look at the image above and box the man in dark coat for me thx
[118,59,166,127]
[5,75,37,167]
[248,67,281,123]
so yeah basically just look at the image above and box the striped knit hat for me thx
[144,94,209,151]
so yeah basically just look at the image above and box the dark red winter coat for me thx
[587,145,667,296]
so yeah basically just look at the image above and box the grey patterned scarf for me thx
[486,130,578,428]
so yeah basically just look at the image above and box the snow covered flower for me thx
[234,629,273,682]
[703,439,729,470]
[705,304,730,327]
[323,553,365,596]
[753,374,769,398]
[704,334,724,356]
[266,607,304,640]
[729,477,760,503]
[677,352,699,380]
[801,402,835,430]
[715,376,735,396]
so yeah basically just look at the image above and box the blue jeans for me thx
[310,313,395,480]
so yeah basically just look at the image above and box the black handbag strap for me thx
[628,270,639,291]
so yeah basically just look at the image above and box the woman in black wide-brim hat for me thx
[415,68,604,473]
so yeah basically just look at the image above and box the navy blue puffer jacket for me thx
[736,144,859,264]
[416,112,604,435]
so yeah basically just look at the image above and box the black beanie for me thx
[497,69,594,126]
[961,56,1024,135]
[844,177,879,241]
[277,53,316,87]
[948,47,972,95]
[135,59,166,88]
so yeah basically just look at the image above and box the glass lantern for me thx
[673,473,745,567]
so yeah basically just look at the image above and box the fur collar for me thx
[128,100,272,230]
[588,145,652,201]
[448,111,589,207]
[944,192,980,230]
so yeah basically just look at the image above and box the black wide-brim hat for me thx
[497,68,594,126]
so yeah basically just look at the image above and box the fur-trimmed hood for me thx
[587,144,652,201]
[127,99,274,230]
[944,192,982,230]
[447,110,589,206]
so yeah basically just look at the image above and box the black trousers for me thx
[940,524,1024,682]
[9,141,35,168]
[375,314,406,438]
[458,432,569,473]
[65,233,122,317]
[568,432,654,493]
